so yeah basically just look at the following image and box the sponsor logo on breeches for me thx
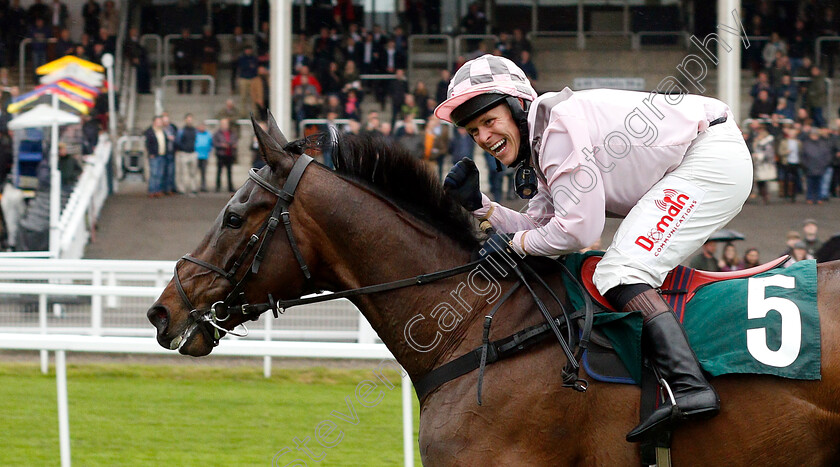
[635,189,698,256]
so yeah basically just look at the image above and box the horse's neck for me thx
[311,188,489,379]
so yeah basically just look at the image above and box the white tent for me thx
[8,102,81,257]
[7,104,80,130]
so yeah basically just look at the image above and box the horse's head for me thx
[148,113,322,356]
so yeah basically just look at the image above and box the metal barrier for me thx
[140,34,163,83]
[631,31,691,51]
[454,34,499,59]
[0,333,413,467]
[407,35,453,79]
[815,36,840,69]
[18,37,58,88]
[298,118,353,137]
[157,74,216,106]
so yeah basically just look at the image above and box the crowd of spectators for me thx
[0,0,119,77]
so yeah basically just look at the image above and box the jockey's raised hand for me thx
[443,158,482,212]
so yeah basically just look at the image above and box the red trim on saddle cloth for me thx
[580,255,791,319]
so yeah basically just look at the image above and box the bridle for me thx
[171,154,315,347]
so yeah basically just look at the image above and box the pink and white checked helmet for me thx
[434,54,538,125]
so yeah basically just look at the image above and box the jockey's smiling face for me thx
[465,103,520,166]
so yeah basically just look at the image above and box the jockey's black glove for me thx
[474,232,519,263]
[444,158,483,212]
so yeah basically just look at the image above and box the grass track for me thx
[0,362,421,466]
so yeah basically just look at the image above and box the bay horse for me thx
[148,117,840,465]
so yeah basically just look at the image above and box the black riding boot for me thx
[604,286,720,443]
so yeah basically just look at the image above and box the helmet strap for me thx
[504,96,532,168]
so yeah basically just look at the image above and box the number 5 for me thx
[746,275,801,367]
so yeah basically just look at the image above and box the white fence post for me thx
[402,372,414,467]
[56,350,71,467]
[91,269,103,336]
[106,271,118,308]
[357,310,377,344]
[40,294,48,374]
[263,315,272,378]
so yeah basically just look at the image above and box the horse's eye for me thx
[225,213,243,229]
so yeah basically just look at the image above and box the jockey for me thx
[435,54,753,442]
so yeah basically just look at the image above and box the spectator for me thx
[750,123,776,203]
[509,28,532,59]
[251,65,270,121]
[96,25,115,55]
[387,68,408,125]
[321,61,343,97]
[518,50,538,85]
[802,219,822,257]
[81,0,100,38]
[689,240,720,271]
[774,96,795,120]
[449,126,474,164]
[775,73,797,103]
[341,60,360,91]
[198,26,220,95]
[413,81,430,118]
[738,248,761,270]
[291,65,322,124]
[215,99,242,123]
[817,7,839,77]
[173,28,195,95]
[236,45,259,116]
[801,127,833,204]
[423,115,450,180]
[750,71,774,99]
[396,116,424,159]
[805,66,827,127]
[769,53,791,89]
[761,32,786,69]
[788,20,811,73]
[831,120,840,197]
[342,36,363,68]
[344,89,360,121]
[230,26,250,92]
[781,230,802,257]
[435,69,450,104]
[175,113,199,196]
[495,31,513,59]
[718,243,740,272]
[359,33,381,75]
[28,17,51,76]
[57,142,81,189]
[99,0,118,39]
[194,122,212,192]
[291,40,311,74]
[322,94,343,117]
[212,118,238,192]
[28,0,49,24]
[161,112,177,195]
[123,28,150,94]
[255,20,270,64]
[777,126,802,202]
[785,241,814,266]
[55,28,74,57]
[48,0,69,38]
[750,89,775,119]
[380,39,407,74]
[460,2,487,35]
[144,115,167,198]
[360,110,382,138]
[399,93,420,121]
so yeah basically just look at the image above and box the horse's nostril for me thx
[147,305,169,328]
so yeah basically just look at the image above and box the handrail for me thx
[18,37,58,89]
[815,36,840,69]
[140,34,163,84]
[58,139,112,258]
[359,73,397,80]
[454,34,499,59]
[298,118,353,137]
[157,75,216,106]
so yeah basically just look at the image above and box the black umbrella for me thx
[708,229,746,242]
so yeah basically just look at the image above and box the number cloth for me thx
[563,252,820,383]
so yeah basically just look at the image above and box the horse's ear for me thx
[251,114,290,170]
[266,109,289,148]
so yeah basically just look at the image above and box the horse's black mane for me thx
[304,132,480,249]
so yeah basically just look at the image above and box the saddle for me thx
[576,255,789,383]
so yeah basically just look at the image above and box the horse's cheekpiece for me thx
[170,154,315,350]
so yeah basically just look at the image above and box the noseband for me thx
[172,154,314,345]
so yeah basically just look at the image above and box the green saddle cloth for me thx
[562,252,821,384]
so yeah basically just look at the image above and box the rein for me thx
[172,152,592,401]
